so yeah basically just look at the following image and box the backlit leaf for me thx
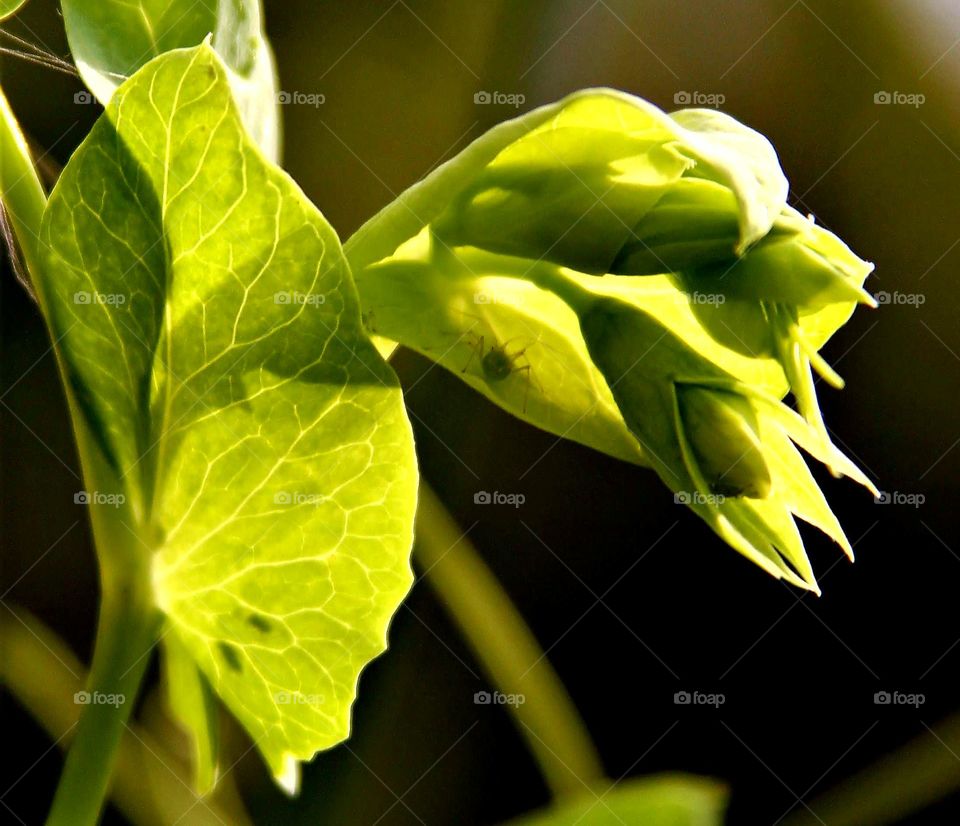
[39,44,418,791]
[61,0,280,160]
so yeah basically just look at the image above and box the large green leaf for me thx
[39,44,418,791]
[61,0,280,161]
[505,775,727,826]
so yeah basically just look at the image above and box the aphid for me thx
[460,333,537,412]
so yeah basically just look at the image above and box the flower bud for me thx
[679,207,875,310]
[433,126,694,275]
[432,92,788,276]
[571,290,872,591]
[675,384,772,499]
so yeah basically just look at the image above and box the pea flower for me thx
[346,88,876,588]
[431,94,875,447]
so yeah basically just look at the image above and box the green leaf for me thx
[505,775,727,826]
[39,44,418,792]
[61,0,280,161]
[0,0,27,21]
[162,632,220,794]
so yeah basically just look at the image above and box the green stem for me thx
[0,86,46,282]
[2,81,162,826]
[45,562,160,826]
[2,605,250,826]
[781,713,960,826]
[415,482,606,798]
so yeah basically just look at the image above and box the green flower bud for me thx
[679,206,875,310]
[348,88,876,591]
[611,178,743,275]
[433,126,694,275]
[432,92,788,276]
[568,286,874,592]
[675,384,771,499]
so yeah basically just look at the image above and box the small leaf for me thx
[40,45,418,791]
[162,631,220,794]
[505,774,727,826]
[61,0,280,160]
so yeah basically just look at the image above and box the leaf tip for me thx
[275,753,301,796]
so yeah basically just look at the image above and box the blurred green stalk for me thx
[782,714,960,826]
[416,482,607,798]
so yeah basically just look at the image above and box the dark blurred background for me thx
[2,1,959,824]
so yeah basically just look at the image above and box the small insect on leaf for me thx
[461,333,538,411]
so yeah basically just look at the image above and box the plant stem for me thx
[415,482,606,798]
[0,86,46,282]
[2,605,251,826]
[45,563,160,826]
[781,713,960,826]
